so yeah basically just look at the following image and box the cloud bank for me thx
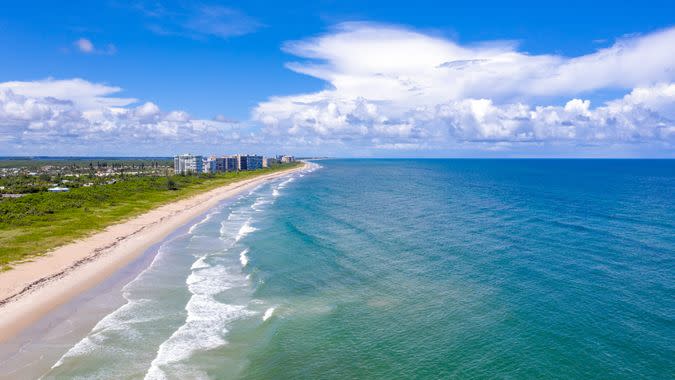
[0,79,243,155]
[253,23,675,156]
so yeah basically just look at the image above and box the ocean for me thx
[42,159,674,379]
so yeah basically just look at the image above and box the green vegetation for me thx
[0,157,172,169]
[0,162,301,270]
[0,158,173,194]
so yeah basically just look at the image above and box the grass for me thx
[0,162,301,270]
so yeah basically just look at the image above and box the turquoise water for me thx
[45,160,674,379]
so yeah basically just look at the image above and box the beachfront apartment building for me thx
[174,154,203,174]
[221,156,238,172]
[225,156,238,171]
[176,153,272,174]
[236,155,263,171]
[274,155,295,164]
[205,156,238,173]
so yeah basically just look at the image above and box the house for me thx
[48,186,70,192]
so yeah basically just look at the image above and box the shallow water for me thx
[41,159,674,379]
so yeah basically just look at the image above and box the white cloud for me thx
[73,38,117,55]
[2,24,674,157]
[134,102,161,120]
[0,78,134,109]
[252,23,675,155]
[0,79,243,155]
[75,38,94,53]
[137,2,261,40]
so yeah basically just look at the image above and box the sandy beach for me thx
[0,163,306,342]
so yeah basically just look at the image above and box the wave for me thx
[240,248,250,268]
[187,208,221,235]
[50,242,177,373]
[50,298,159,370]
[235,220,257,242]
[262,307,276,321]
[251,196,272,211]
[144,211,258,378]
[144,295,253,379]
[188,263,249,294]
[144,239,254,378]
[221,211,251,237]
[277,177,296,189]
[190,256,210,270]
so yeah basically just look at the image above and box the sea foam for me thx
[277,177,295,189]
[50,243,176,371]
[240,248,250,267]
[144,296,252,379]
[187,209,221,235]
[235,220,257,242]
[262,307,276,321]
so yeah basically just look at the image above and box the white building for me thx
[205,156,237,173]
[174,154,203,174]
[48,187,70,192]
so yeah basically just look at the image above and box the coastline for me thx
[0,163,307,342]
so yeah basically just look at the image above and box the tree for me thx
[166,178,178,191]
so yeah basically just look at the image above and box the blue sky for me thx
[0,0,674,157]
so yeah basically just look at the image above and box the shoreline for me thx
[0,163,307,342]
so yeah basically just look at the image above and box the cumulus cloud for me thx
[0,78,134,109]
[253,23,675,156]
[2,24,674,157]
[0,79,243,155]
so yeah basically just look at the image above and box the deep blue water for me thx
[47,160,675,379]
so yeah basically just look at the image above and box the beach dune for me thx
[0,163,306,342]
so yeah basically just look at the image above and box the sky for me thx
[0,0,674,157]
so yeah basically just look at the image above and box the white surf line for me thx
[239,248,250,268]
[48,207,215,372]
[143,193,264,379]
[262,307,276,321]
[142,167,317,378]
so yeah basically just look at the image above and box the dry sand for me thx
[0,163,306,342]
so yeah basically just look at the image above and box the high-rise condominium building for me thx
[174,154,203,174]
